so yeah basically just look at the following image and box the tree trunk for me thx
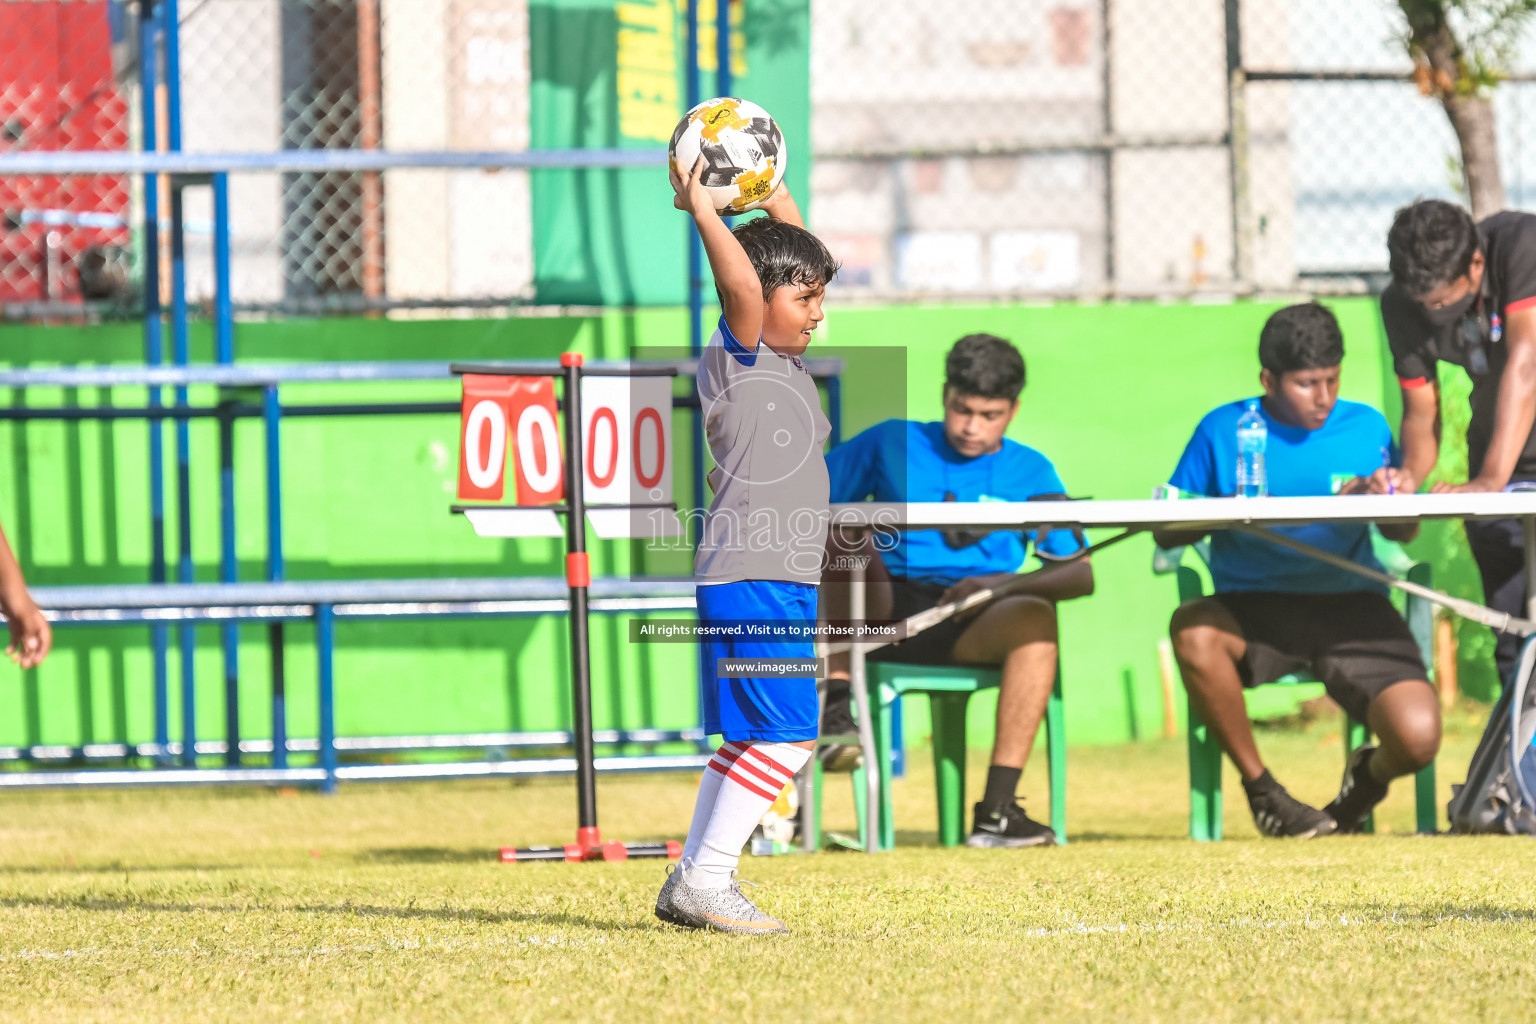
[1412,10,1508,218]
[1443,92,1506,219]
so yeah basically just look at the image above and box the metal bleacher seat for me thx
[25,577,702,790]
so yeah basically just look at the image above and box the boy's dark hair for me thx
[1387,198,1480,296]
[1258,303,1344,375]
[945,333,1026,401]
[730,217,840,301]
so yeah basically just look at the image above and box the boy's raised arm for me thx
[757,180,805,229]
[672,156,764,349]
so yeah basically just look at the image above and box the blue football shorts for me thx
[695,580,820,743]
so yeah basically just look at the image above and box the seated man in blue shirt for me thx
[1153,303,1440,839]
[820,334,1094,848]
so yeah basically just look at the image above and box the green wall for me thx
[0,296,1497,759]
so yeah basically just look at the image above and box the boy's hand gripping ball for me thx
[668,97,787,215]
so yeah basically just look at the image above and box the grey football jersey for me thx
[694,319,831,585]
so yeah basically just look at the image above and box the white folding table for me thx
[825,492,1536,852]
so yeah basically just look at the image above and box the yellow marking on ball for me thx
[695,99,747,142]
[729,163,776,211]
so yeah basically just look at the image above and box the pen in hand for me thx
[1382,447,1395,495]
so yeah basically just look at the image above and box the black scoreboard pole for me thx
[561,352,601,849]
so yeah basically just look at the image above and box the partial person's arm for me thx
[671,156,764,347]
[1396,381,1440,492]
[1433,307,1536,493]
[0,523,49,669]
[1376,525,1419,549]
[1152,525,1209,550]
[1361,288,1441,494]
[756,180,805,229]
[939,558,1095,616]
[1358,383,1439,494]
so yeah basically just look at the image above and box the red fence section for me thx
[0,1,130,303]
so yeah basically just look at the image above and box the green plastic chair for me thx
[807,662,1066,851]
[1156,534,1438,840]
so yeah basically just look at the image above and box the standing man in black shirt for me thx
[1372,199,1536,682]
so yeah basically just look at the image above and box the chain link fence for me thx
[813,0,1536,301]
[7,0,1536,312]
[1244,0,1536,284]
[0,0,133,306]
[177,0,532,311]
[0,0,532,315]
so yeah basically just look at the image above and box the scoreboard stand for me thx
[451,353,686,864]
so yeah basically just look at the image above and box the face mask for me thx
[1423,288,1476,327]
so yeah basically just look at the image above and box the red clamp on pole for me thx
[575,825,602,855]
[560,351,584,367]
[566,552,591,588]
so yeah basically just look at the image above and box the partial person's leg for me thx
[1365,680,1441,781]
[816,528,892,764]
[950,595,1060,846]
[682,741,744,862]
[1322,681,1440,833]
[664,582,821,934]
[680,629,730,863]
[691,581,820,887]
[665,737,814,933]
[818,526,894,681]
[1168,598,1264,781]
[1170,597,1335,838]
[1314,591,1442,832]
[662,623,735,924]
[691,738,814,886]
[1466,517,1526,685]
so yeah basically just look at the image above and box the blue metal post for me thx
[716,0,735,240]
[213,176,233,364]
[685,1,708,741]
[213,172,240,765]
[685,0,705,515]
[164,0,184,150]
[171,183,195,766]
[263,385,287,768]
[164,0,196,767]
[716,0,732,98]
[316,603,337,793]
[138,0,170,762]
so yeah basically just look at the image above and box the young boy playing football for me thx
[655,157,839,934]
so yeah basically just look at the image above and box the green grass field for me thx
[2,704,1535,1023]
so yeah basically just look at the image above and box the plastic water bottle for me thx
[1236,399,1267,498]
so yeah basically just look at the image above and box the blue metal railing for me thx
[0,8,846,787]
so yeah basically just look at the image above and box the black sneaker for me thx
[966,800,1058,848]
[818,684,862,773]
[1246,780,1338,839]
[1323,745,1389,834]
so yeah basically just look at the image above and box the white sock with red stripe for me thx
[680,740,746,863]
[687,741,811,890]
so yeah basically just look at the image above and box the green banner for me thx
[529,0,810,306]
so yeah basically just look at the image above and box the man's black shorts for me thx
[1210,590,1428,723]
[868,578,972,666]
